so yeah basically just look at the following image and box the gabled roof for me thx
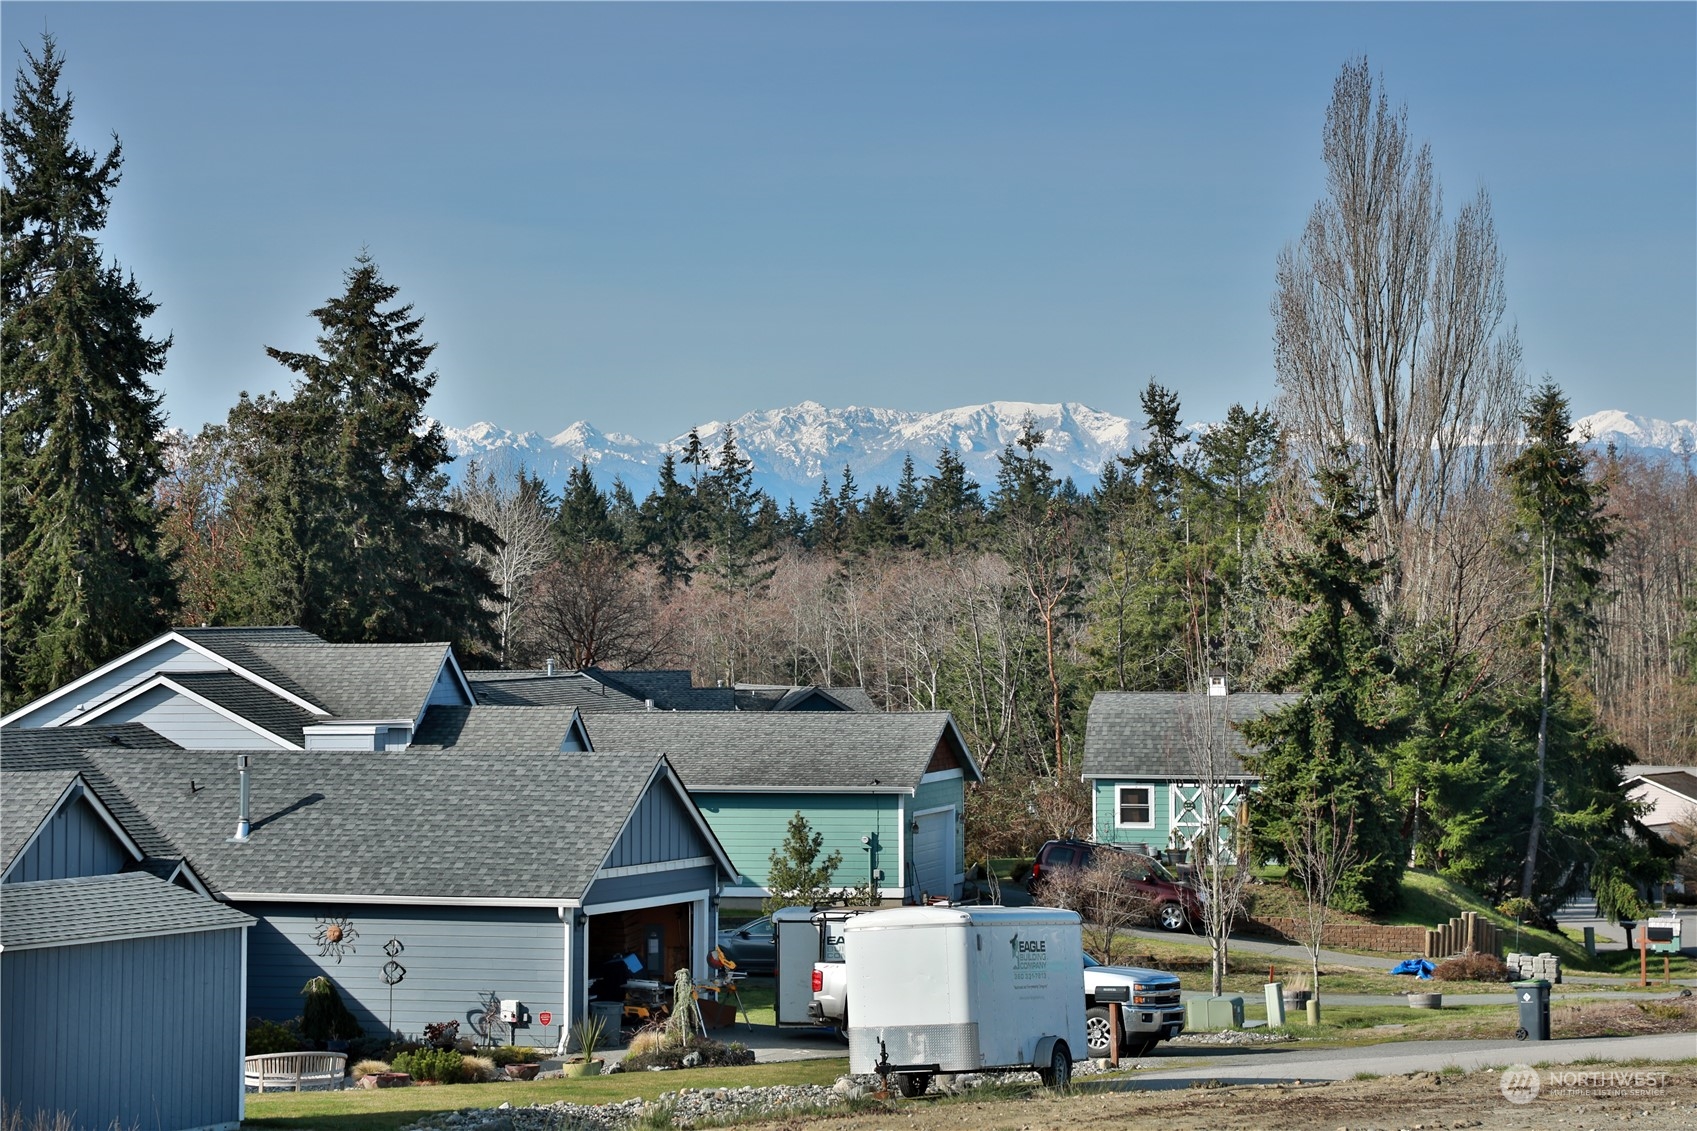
[73,749,727,903]
[1081,691,1299,780]
[0,723,181,757]
[732,685,873,712]
[1,872,251,951]
[238,642,465,721]
[1631,770,1697,804]
[585,668,735,711]
[467,670,648,711]
[584,711,980,791]
[73,670,317,748]
[1,767,89,871]
[2,728,190,869]
[410,706,589,751]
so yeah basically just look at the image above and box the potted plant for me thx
[1280,971,1312,1010]
[561,1013,606,1077]
[300,975,364,1051]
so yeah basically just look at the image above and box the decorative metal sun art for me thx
[312,915,359,963]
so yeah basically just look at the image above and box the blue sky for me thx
[5,2,1693,438]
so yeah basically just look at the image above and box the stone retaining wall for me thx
[1240,915,1429,954]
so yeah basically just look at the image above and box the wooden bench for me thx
[243,1051,347,1091]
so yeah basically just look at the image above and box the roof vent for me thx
[645,698,655,711]
[1208,673,1228,697]
[229,755,252,842]
[546,658,556,677]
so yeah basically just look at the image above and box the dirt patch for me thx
[733,1065,1697,1131]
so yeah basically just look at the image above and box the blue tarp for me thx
[1390,958,1434,979]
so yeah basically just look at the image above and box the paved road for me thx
[1107,1033,1697,1089]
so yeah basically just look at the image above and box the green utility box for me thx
[1184,994,1244,1031]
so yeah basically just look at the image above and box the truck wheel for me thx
[1156,901,1188,931]
[1084,1007,1114,1057]
[896,1073,930,1098]
[1037,1041,1072,1091]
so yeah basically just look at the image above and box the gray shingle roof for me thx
[1,872,251,950]
[176,628,331,708]
[468,670,649,711]
[1,766,83,870]
[2,733,188,864]
[1081,692,1298,779]
[584,712,974,790]
[238,642,459,720]
[76,749,683,901]
[0,723,180,753]
[410,706,584,750]
[1637,770,1697,803]
[167,671,321,746]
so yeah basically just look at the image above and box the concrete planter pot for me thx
[1407,992,1443,1009]
[560,1059,603,1078]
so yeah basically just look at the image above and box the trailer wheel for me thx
[1037,1041,1072,1091]
[835,1003,850,1045]
[896,1072,930,1098]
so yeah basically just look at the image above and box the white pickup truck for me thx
[811,930,1184,1058]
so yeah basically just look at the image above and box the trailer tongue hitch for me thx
[875,1038,892,1096]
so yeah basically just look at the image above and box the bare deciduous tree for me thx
[523,546,675,670]
[1175,689,1257,997]
[1281,793,1359,1016]
[451,456,555,663]
[1273,56,1521,615]
[1043,849,1156,964]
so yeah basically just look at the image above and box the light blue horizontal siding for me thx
[2,926,244,1131]
[695,793,898,891]
[12,639,211,728]
[427,666,470,707]
[91,684,291,749]
[6,793,131,883]
[243,903,566,1043]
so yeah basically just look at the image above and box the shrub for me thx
[350,1059,391,1081]
[246,1017,302,1055]
[462,1055,498,1082]
[486,1046,546,1066]
[391,1047,467,1084]
[1433,951,1512,983]
[300,977,363,1043]
[620,1034,755,1072]
[423,1020,460,1049]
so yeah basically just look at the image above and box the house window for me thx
[1115,786,1154,829]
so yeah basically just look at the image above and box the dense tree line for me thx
[6,41,1689,921]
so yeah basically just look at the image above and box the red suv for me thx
[1025,838,1203,931]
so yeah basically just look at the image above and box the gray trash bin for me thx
[1512,978,1550,1041]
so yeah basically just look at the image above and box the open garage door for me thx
[912,808,954,902]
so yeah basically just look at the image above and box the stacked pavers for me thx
[1506,951,1562,984]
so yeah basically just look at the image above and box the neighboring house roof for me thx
[239,642,464,721]
[69,749,729,903]
[1081,691,1299,780]
[1,872,251,951]
[584,668,735,711]
[76,670,320,747]
[410,706,588,750]
[1632,770,1697,803]
[1,766,88,870]
[732,685,876,712]
[584,711,980,791]
[467,670,649,711]
[0,723,181,756]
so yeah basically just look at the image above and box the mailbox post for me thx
[1095,983,1129,1067]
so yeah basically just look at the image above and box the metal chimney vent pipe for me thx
[231,755,252,842]
[546,657,556,677]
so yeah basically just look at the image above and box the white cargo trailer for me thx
[842,906,1086,1095]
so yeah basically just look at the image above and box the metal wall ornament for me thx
[312,915,359,962]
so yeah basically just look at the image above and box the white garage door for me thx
[913,809,954,901]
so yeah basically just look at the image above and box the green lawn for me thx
[244,1058,850,1131]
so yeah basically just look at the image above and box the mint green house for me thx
[1081,690,1294,861]
[586,712,981,907]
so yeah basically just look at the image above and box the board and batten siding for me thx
[426,664,471,707]
[1093,778,1171,848]
[243,903,566,1044]
[604,782,715,870]
[1,927,244,1131]
[79,683,292,749]
[696,792,898,893]
[4,794,131,883]
[9,638,225,728]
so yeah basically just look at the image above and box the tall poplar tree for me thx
[1,37,177,709]
[223,254,498,652]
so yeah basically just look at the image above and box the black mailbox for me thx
[1647,925,1675,943]
[1095,985,1131,1003]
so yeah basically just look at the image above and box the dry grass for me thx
[462,1054,499,1082]
[350,1058,391,1080]
[1553,994,1697,1038]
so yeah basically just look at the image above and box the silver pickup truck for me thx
[811,935,1184,1058]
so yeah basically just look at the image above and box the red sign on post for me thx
[538,1011,552,1027]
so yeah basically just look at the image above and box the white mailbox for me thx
[500,999,523,1024]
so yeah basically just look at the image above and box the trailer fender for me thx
[1032,1034,1063,1071]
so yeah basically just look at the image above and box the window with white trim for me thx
[1115,785,1154,828]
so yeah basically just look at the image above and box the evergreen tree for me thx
[556,460,616,546]
[1,37,177,709]
[1240,454,1405,913]
[637,453,694,587]
[913,446,984,554]
[763,811,844,914]
[894,453,922,524]
[808,473,841,553]
[1502,384,1615,897]
[991,419,1059,522]
[222,254,498,652]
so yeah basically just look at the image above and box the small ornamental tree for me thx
[764,811,843,914]
[300,975,363,1044]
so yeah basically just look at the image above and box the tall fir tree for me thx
[1240,454,1405,913]
[1,37,177,709]
[222,254,498,653]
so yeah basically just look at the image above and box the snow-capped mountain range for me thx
[437,401,1696,504]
